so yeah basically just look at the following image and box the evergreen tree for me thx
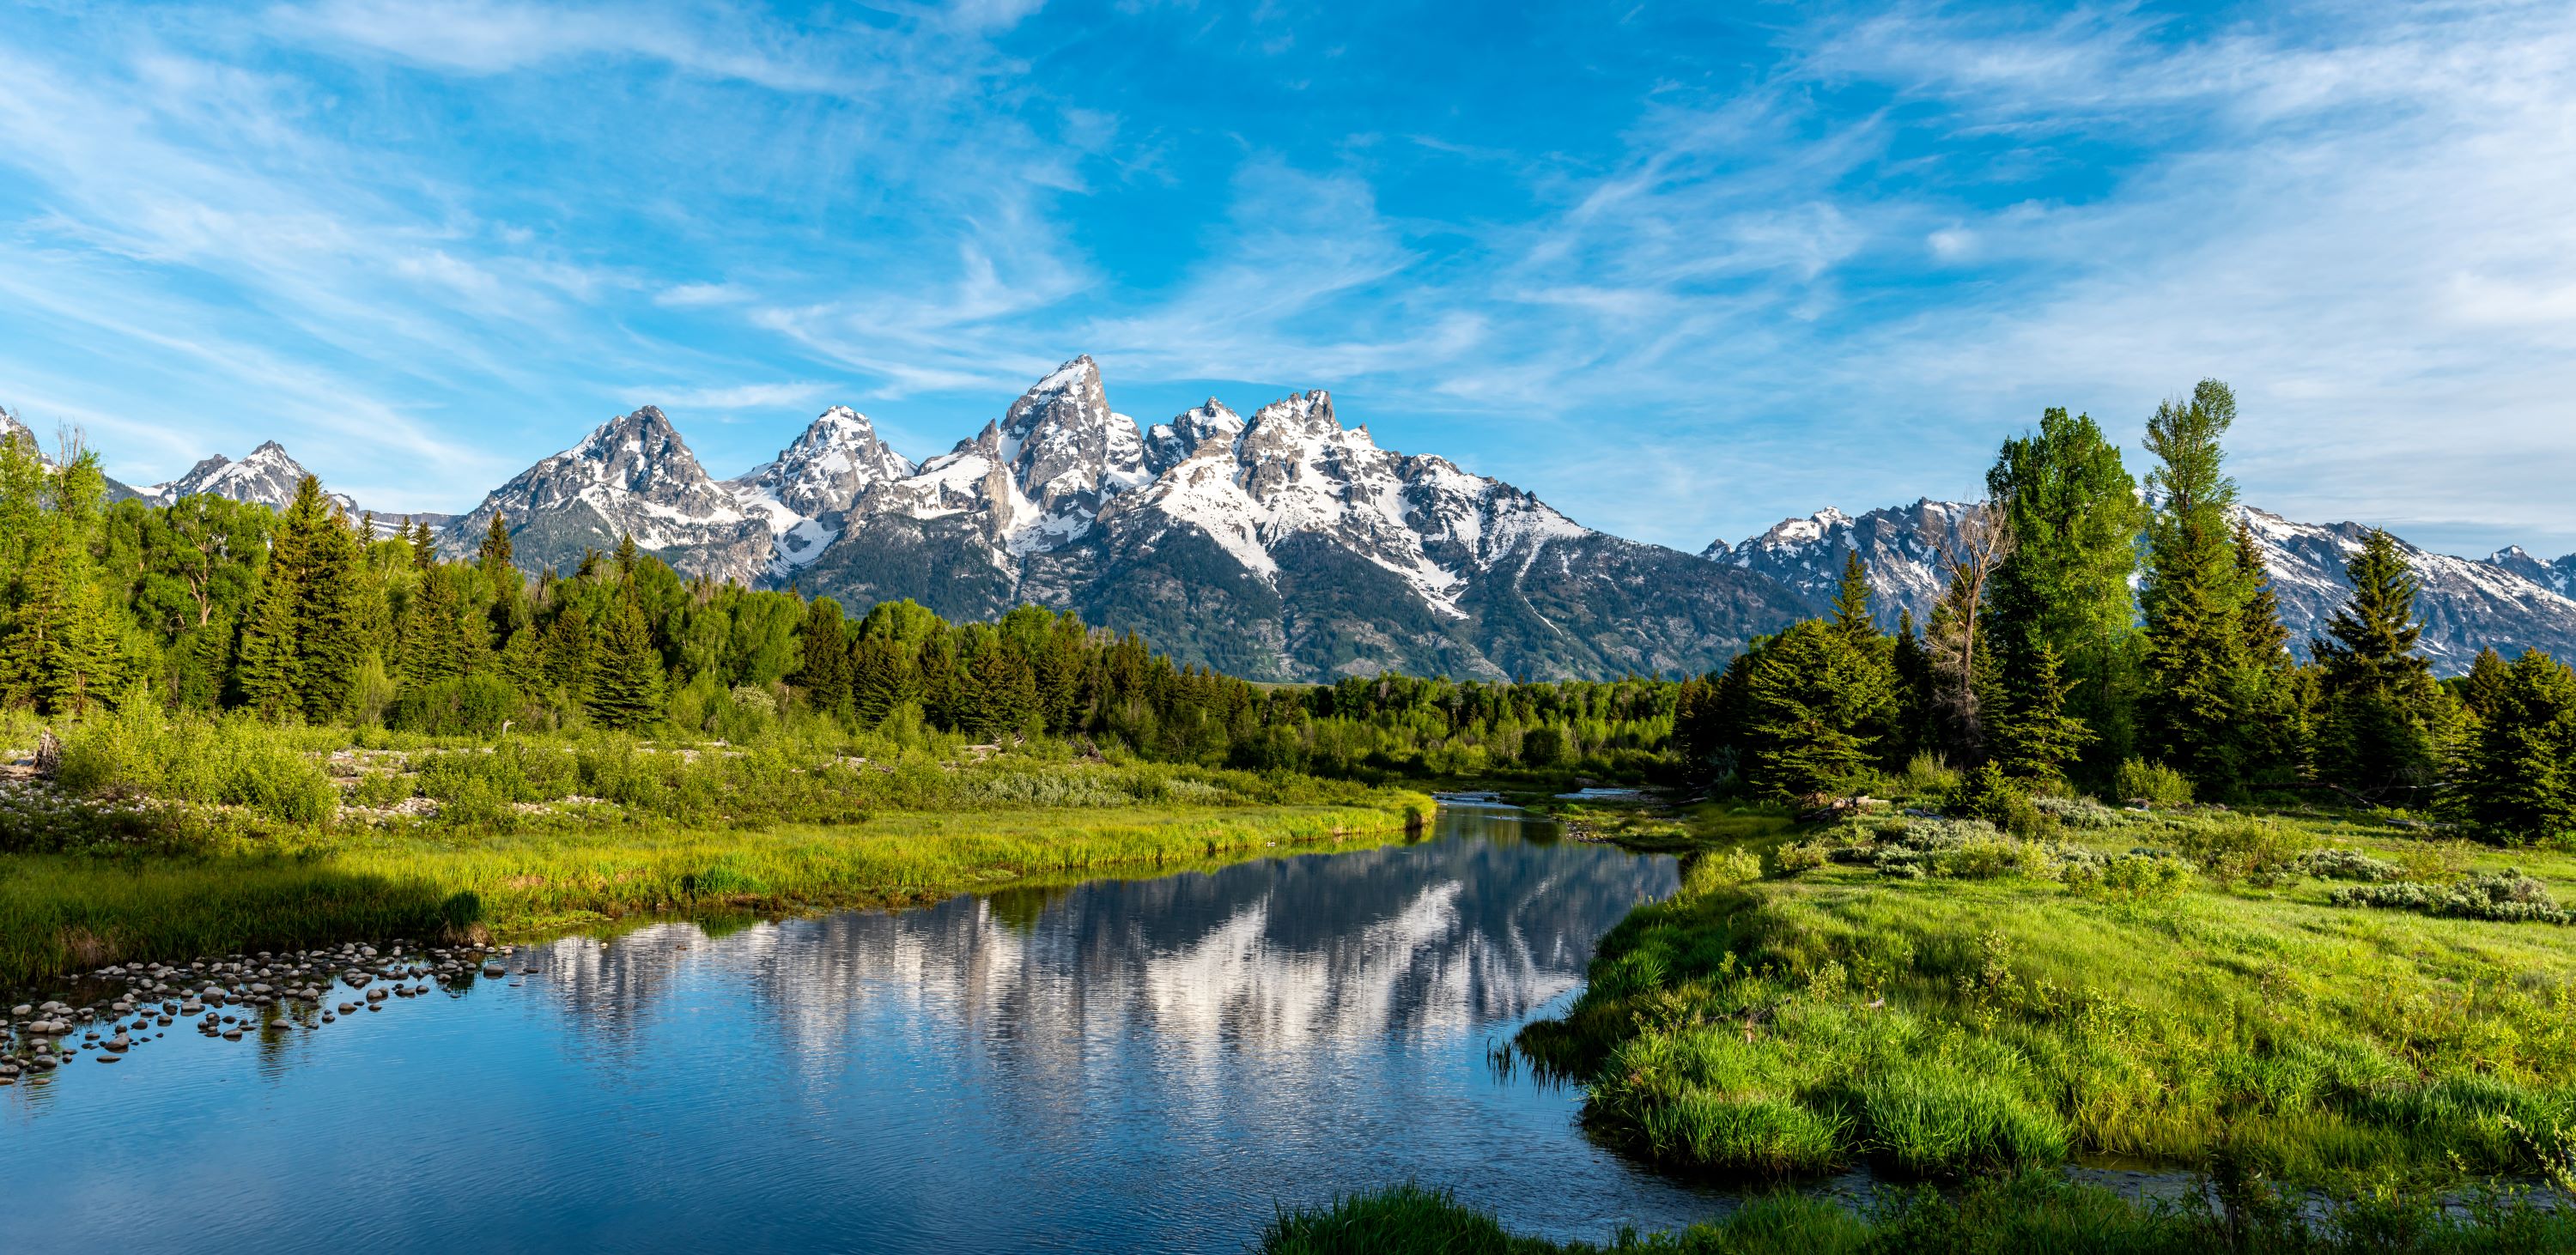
[409,520,436,571]
[790,595,854,718]
[1828,550,1875,639]
[2445,649,2576,846]
[1990,641,2093,782]
[1739,619,1894,800]
[1984,408,2146,766]
[398,566,468,688]
[2312,528,2442,791]
[293,493,368,721]
[586,581,665,731]
[2458,647,2513,722]
[2138,379,2253,789]
[1890,609,1938,762]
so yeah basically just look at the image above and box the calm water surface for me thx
[2,807,1724,1252]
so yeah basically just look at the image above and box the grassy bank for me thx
[0,800,1420,986]
[1259,1176,2576,1255]
[0,710,1431,985]
[1515,797,2576,1186]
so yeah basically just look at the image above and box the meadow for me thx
[1505,771,2576,1212]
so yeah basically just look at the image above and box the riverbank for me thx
[1513,796,2576,1190]
[1260,1176,2576,1254]
[0,797,1428,988]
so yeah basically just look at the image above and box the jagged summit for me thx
[445,406,772,583]
[723,406,917,578]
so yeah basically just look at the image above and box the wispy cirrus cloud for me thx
[0,0,2571,559]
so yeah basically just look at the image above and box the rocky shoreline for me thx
[4,940,538,1084]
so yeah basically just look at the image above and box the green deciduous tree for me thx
[1984,408,2146,768]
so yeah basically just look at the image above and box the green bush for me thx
[1894,752,1961,800]
[1946,763,2050,837]
[2115,757,2194,808]
[1774,841,1830,876]
[387,674,519,737]
[2064,852,2194,903]
[348,770,414,809]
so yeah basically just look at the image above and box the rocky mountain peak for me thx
[731,405,915,521]
[987,355,1149,518]
[1145,399,1245,472]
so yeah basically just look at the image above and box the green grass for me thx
[1259,1175,2576,1254]
[1517,802,2576,1185]
[0,797,1427,986]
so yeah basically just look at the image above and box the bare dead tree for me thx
[1922,496,2015,760]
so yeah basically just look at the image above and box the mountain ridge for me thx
[36,374,2574,682]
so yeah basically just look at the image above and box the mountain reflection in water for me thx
[3,807,1727,1253]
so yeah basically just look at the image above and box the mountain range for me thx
[1715,501,2576,671]
[27,364,2576,680]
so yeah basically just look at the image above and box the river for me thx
[0,804,1728,1252]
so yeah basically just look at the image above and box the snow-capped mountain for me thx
[721,406,916,579]
[1713,501,2576,673]
[142,441,361,517]
[456,358,1808,679]
[1709,500,1972,625]
[445,406,775,583]
[2487,546,2576,599]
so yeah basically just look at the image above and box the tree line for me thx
[0,431,1674,779]
[1672,381,2576,844]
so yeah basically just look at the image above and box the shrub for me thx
[347,770,414,809]
[387,674,519,737]
[2114,757,2193,808]
[2028,794,2125,829]
[1774,840,1831,876]
[1895,751,1960,799]
[1945,763,2051,837]
[2296,847,2404,882]
[2172,817,2306,889]
[2332,870,2568,925]
[2064,852,2194,903]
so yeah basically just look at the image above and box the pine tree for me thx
[586,583,664,731]
[1890,609,1937,763]
[791,595,854,718]
[2138,380,2253,790]
[399,566,468,688]
[2312,528,2442,791]
[1740,619,1893,800]
[1990,641,2093,782]
[2445,649,2576,846]
[293,494,368,721]
[1828,550,1875,640]
[2458,647,2512,722]
[410,520,436,572]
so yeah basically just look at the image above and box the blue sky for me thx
[3,1,2573,558]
